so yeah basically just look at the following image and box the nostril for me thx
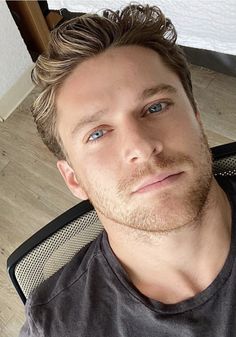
[125,141,162,163]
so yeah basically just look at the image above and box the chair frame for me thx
[7,200,94,303]
[7,141,236,304]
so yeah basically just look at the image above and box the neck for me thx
[99,178,232,304]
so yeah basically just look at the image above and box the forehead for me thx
[56,45,181,132]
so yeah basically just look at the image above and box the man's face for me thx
[56,45,213,233]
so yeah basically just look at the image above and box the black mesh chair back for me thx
[7,142,236,304]
[7,202,102,304]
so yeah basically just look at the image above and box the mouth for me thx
[132,171,184,194]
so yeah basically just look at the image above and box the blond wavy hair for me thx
[31,3,197,160]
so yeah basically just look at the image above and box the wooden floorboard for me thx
[0,64,236,337]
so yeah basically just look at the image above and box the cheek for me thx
[165,107,201,150]
[76,147,119,186]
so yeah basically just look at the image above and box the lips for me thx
[132,171,182,193]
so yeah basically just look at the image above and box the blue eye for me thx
[147,102,169,114]
[88,129,107,142]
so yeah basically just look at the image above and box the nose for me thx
[120,118,163,164]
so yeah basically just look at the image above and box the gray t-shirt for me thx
[19,176,236,337]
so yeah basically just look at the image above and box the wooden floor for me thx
[0,64,236,336]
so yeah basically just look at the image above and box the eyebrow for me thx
[71,83,177,137]
[141,83,176,100]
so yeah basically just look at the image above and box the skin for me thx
[55,45,232,304]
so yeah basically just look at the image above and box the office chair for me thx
[7,142,236,304]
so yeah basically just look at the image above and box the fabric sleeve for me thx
[18,303,41,337]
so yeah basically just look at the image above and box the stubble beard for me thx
[83,128,213,235]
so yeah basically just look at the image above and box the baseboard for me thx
[0,65,35,122]
[182,46,236,78]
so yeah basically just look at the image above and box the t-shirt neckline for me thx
[101,176,236,314]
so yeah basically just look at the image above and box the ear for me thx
[57,160,88,200]
[192,99,201,123]
[194,108,200,118]
[195,110,202,124]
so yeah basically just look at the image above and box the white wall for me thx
[48,0,236,55]
[0,1,34,120]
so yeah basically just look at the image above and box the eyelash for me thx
[87,100,173,144]
[87,128,110,144]
[144,100,172,117]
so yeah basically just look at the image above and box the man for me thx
[20,3,236,336]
